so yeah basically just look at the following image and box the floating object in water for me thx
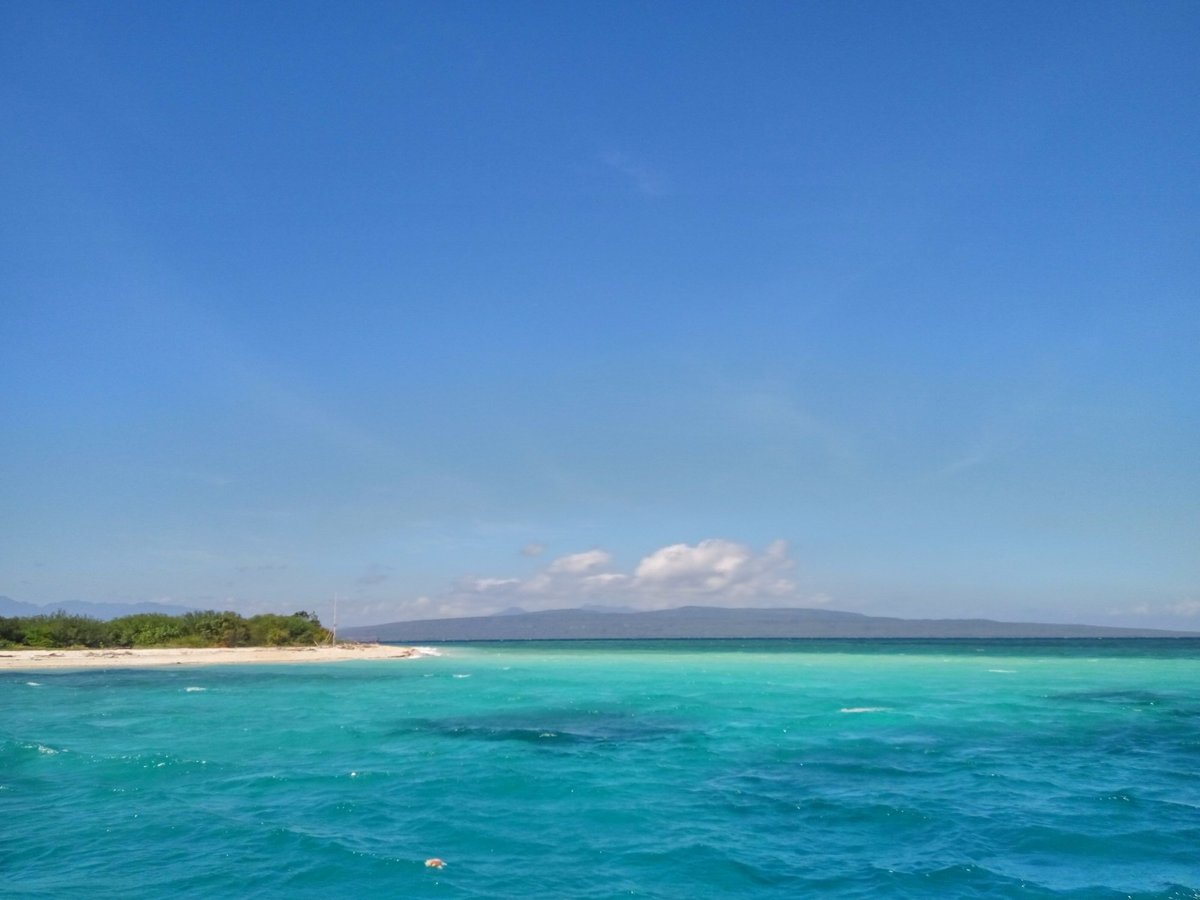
[425,858,446,869]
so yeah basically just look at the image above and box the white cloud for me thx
[1169,600,1200,617]
[634,538,795,601]
[582,573,629,588]
[470,577,521,592]
[385,538,802,620]
[521,543,546,557]
[547,549,612,575]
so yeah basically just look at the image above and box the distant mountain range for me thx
[0,596,197,620]
[341,605,1198,642]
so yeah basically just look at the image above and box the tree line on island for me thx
[0,610,331,649]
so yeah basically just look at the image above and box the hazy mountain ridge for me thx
[342,605,1197,642]
[0,596,198,620]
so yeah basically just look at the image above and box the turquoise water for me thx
[3,640,1199,898]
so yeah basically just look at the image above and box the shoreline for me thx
[0,643,428,671]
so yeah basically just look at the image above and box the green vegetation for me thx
[0,610,331,649]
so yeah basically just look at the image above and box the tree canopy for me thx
[0,610,331,649]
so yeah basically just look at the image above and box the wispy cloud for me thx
[235,562,289,574]
[600,150,666,197]
[355,563,392,588]
[731,384,857,466]
[1108,598,1200,621]
[927,392,1053,482]
[163,468,234,487]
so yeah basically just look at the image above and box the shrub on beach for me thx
[0,610,331,649]
[106,613,188,647]
[14,612,109,648]
[245,613,328,646]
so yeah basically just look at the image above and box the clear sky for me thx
[2,1,1197,628]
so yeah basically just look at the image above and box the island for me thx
[0,609,425,670]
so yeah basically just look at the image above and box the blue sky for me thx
[2,1,1197,627]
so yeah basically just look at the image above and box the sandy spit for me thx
[0,643,427,671]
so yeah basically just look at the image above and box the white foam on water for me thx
[411,647,442,657]
[185,686,207,692]
[839,707,889,714]
[25,682,41,687]
[452,673,471,679]
[36,744,60,755]
[988,669,1016,674]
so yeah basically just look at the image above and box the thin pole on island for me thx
[331,594,339,644]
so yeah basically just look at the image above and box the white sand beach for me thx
[0,643,427,671]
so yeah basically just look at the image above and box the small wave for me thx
[25,682,41,687]
[452,673,471,679]
[840,707,889,714]
[36,744,61,755]
[405,710,680,745]
[988,669,1016,674]
[1050,689,1169,707]
[184,686,207,692]
[411,647,442,657]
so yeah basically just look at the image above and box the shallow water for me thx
[3,640,1199,898]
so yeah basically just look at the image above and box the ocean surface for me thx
[3,640,1199,898]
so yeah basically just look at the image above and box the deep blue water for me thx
[3,640,1199,898]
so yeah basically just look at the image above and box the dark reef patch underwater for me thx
[3,640,1199,898]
